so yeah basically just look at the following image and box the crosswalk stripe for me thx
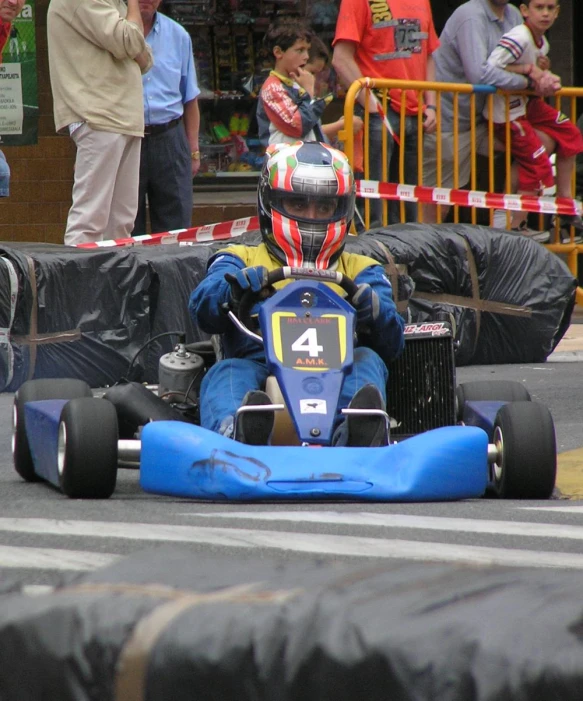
[0,544,119,571]
[0,518,582,570]
[520,505,583,514]
[22,585,57,596]
[183,510,583,541]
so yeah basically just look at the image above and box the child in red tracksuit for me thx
[484,0,583,242]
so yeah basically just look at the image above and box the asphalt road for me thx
[1,342,583,593]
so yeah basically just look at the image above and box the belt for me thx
[144,116,182,136]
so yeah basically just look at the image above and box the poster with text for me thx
[0,0,38,145]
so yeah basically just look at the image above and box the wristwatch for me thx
[191,150,200,160]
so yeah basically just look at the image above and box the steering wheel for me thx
[236,266,360,334]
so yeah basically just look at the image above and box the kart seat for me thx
[265,376,301,446]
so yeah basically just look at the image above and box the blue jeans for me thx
[358,108,419,228]
[200,347,389,436]
[0,151,10,197]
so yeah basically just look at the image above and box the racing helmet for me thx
[258,141,356,269]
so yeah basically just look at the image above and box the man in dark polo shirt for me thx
[132,0,201,236]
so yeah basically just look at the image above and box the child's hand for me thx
[534,70,561,96]
[290,66,315,97]
[336,116,364,134]
[537,55,551,71]
[529,63,545,82]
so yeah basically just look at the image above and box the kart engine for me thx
[158,342,205,405]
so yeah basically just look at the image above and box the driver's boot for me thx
[345,384,389,447]
[234,390,275,445]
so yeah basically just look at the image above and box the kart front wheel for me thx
[456,380,531,421]
[58,398,119,499]
[491,401,556,499]
[13,378,93,483]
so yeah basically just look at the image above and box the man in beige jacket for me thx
[47,0,153,245]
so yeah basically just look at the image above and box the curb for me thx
[548,323,583,360]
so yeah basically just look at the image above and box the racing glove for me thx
[352,283,380,328]
[224,266,269,314]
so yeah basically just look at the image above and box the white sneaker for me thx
[493,209,508,228]
[511,222,551,244]
[554,216,583,244]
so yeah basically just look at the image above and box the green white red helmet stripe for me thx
[268,143,301,191]
[322,143,352,194]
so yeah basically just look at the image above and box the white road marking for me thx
[520,505,583,514]
[0,518,582,570]
[22,585,56,596]
[182,510,583,540]
[0,544,119,571]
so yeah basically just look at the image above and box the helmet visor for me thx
[270,191,353,224]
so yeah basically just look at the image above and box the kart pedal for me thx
[345,384,389,447]
[235,390,275,445]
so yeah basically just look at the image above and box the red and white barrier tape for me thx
[75,216,259,249]
[356,180,583,217]
[74,181,582,250]
[362,79,400,147]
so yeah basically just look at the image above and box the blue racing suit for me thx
[188,243,405,435]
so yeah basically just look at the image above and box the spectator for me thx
[257,19,332,146]
[305,35,332,97]
[188,141,404,447]
[332,0,439,227]
[421,0,553,233]
[132,0,200,236]
[47,0,153,246]
[484,0,583,242]
[0,0,25,198]
[0,0,20,62]
[305,36,363,153]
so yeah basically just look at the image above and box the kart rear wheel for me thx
[456,380,531,422]
[58,397,118,499]
[13,379,93,483]
[491,401,556,499]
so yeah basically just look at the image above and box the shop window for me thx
[163,0,341,187]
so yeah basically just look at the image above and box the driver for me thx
[188,141,405,446]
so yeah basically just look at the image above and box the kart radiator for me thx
[387,322,456,438]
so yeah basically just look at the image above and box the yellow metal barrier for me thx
[340,78,583,302]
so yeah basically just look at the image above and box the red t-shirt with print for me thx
[333,0,439,114]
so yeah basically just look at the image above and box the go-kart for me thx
[12,267,557,501]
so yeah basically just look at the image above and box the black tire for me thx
[13,379,93,483]
[491,401,556,499]
[58,397,119,499]
[456,380,531,422]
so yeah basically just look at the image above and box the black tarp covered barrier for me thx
[0,547,583,700]
[0,243,152,391]
[349,223,577,365]
[0,223,576,391]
